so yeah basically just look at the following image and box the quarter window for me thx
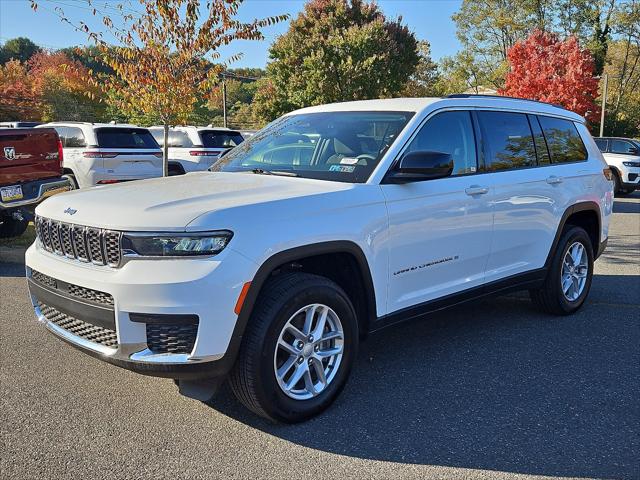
[538,116,587,163]
[65,127,86,147]
[594,139,608,153]
[477,111,537,171]
[405,111,477,175]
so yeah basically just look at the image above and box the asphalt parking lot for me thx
[1,194,638,480]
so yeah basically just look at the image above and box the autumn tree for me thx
[500,30,599,120]
[28,51,105,122]
[254,0,419,121]
[401,41,440,97]
[31,0,287,175]
[0,60,39,121]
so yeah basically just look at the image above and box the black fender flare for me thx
[219,241,377,375]
[544,201,603,267]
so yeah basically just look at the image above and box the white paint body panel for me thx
[27,97,613,364]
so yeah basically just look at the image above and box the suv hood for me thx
[36,172,353,231]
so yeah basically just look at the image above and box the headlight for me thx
[622,161,640,167]
[122,231,233,257]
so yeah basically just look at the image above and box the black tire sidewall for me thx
[550,227,594,313]
[253,282,358,423]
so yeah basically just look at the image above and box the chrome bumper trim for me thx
[0,178,73,209]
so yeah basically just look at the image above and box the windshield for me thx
[211,111,414,183]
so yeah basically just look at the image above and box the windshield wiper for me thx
[251,168,298,177]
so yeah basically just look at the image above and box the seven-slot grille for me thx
[35,216,122,267]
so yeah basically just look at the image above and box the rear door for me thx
[480,112,589,281]
[94,127,162,180]
[0,128,61,184]
[381,110,494,312]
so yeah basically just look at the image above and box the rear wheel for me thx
[530,226,594,315]
[229,272,358,423]
[62,173,78,189]
[0,215,29,238]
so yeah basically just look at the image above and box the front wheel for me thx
[0,215,29,238]
[530,226,594,315]
[229,272,358,423]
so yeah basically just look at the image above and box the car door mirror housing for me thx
[386,151,454,183]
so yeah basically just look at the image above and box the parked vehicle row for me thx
[25,95,614,423]
[0,127,73,237]
[34,122,244,188]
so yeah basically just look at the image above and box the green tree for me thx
[0,37,41,64]
[401,41,440,97]
[254,0,419,121]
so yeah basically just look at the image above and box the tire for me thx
[229,272,358,423]
[0,215,29,238]
[621,188,635,195]
[530,226,594,315]
[168,163,185,176]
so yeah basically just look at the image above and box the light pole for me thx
[599,73,608,137]
[222,80,227,128]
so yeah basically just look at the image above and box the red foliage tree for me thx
[500,30,599,121]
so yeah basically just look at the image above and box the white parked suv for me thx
[149,126,244,174]
[26,96,613,423]
[594,137,640,195]
[36,122,163,188]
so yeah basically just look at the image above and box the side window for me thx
[150,129,164,146]
[610,139,636,155]
[65,127,86,148]
[528,115,550,165]
[53,126,69,147]
[405,110,477,175]
[538,116,587,163]
[167,131,192,148]
[594,139,608,153]
[477,111,537,171]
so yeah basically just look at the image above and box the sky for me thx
[0,0,463,67]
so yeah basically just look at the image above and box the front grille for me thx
[146,323,198,354]
[38,302,118,348]
[68,284,115,306]
[30,269,114,307]
[35,216,122,267]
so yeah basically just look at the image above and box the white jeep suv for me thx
[26,96,613,423]
[37,122,163,188]
[149,126,244,175]
[594,137,640,195]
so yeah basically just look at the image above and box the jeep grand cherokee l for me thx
[25,96,613,423]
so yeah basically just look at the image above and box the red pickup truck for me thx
[0,128,73,238]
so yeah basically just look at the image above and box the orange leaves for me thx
[501,30,599,120]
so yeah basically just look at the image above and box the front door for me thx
[381,110,494,314]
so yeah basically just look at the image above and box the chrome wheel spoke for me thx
[317,345,343,359]
[274,303,345,401]
[285,362,308,391]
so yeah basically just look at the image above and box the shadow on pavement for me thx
[208,275,639,479]
[0,247,26,277]
[613,193,640,214]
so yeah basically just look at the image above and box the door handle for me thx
[465,185,489,196]
[546,175,563,185]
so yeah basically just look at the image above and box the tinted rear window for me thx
[95,128,159,149]
[538,116,587,163]
[477,111,537,171]
[199,130,244,148]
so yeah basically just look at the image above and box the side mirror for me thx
[386,151,453,184]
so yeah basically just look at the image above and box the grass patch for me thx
[0,223,36,248]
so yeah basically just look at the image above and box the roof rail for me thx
[445,94,565,110]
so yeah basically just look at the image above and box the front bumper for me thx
[25,243,257,379]
[620,166,640,189]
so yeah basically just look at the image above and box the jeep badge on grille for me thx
[64,207,77,215]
